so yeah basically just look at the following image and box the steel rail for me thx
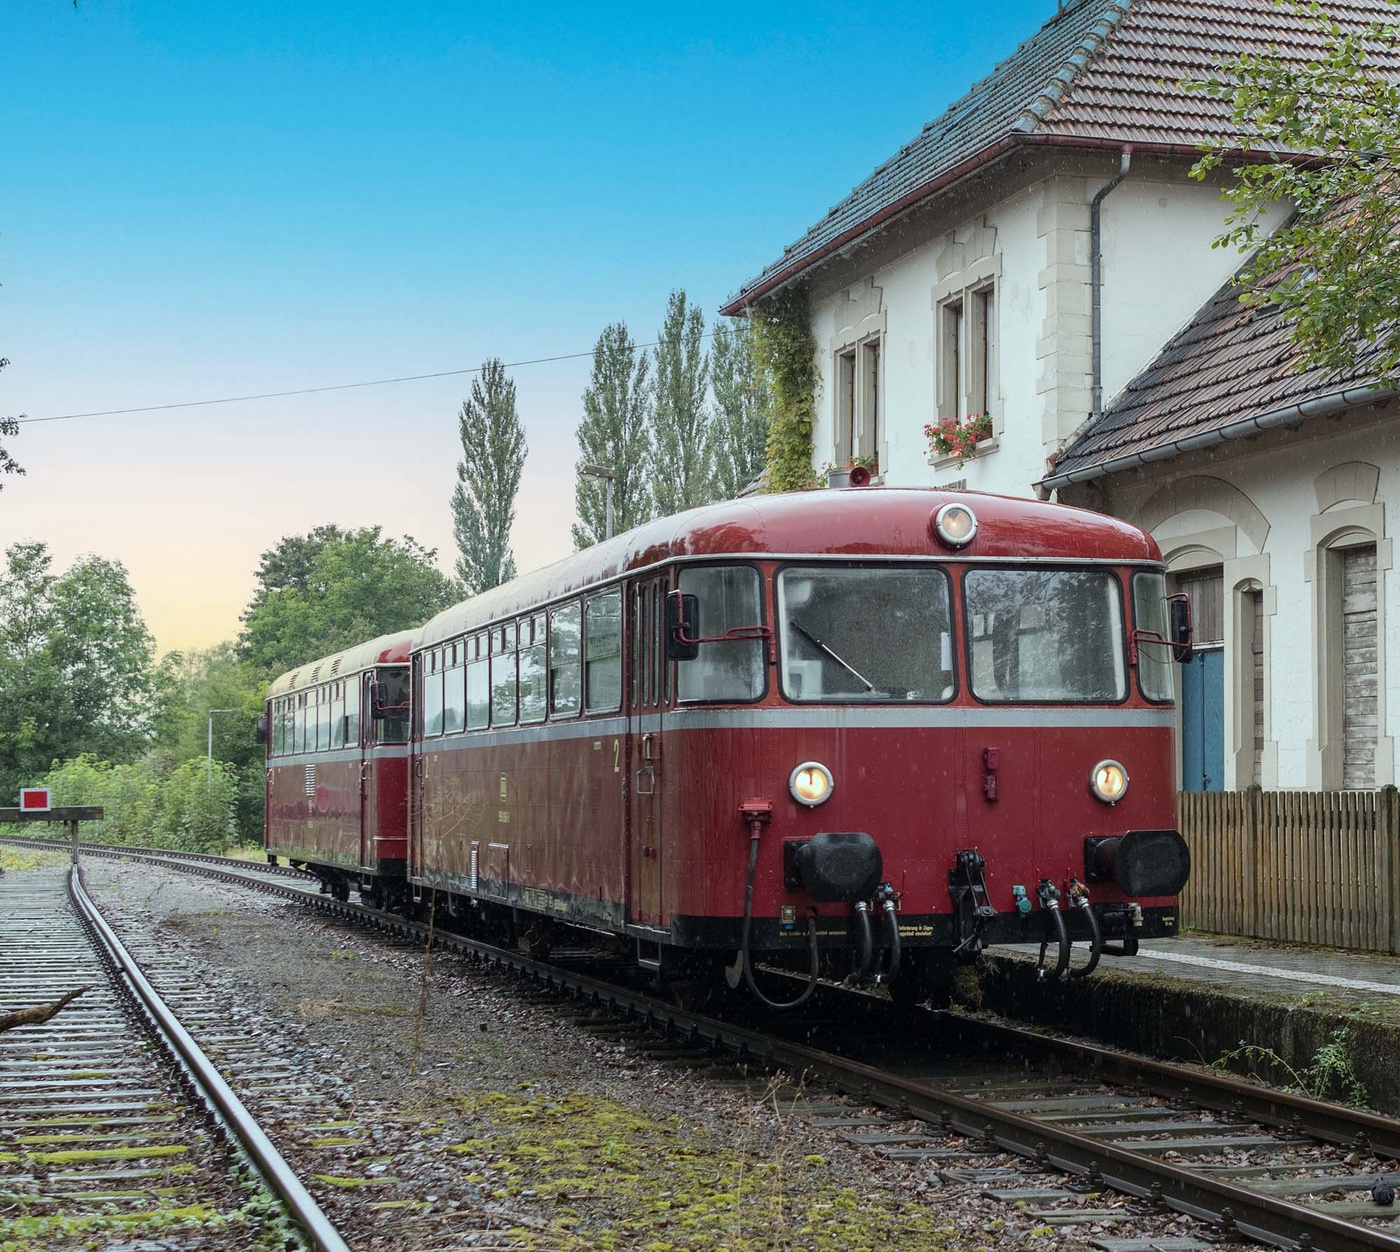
[66,863,350,1252]
[941,1011,1400,1162]
[24,838,1400,1251]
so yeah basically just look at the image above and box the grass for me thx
[447,1088,963,1250]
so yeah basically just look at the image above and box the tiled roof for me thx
[723,0,1399,313]
[1044,261,1387,487]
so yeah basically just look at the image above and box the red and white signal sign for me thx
[19,788,51,813]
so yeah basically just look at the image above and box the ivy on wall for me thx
[750,286,820,493]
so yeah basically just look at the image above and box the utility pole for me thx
[207,709,238,786]
[579,464,616,540]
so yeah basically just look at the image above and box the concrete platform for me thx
[973,935,1400,1114]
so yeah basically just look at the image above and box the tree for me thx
[710,317,771,499]
[650,289,713,517]
[240,527,457,675]
[0,542,155,799]
[153,642,267,841]
[0,359,24,487]
[450,358,527,594]
[1191,5,1400,384]
[573,323,653,548]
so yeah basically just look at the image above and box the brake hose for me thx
[740,832,820,1010]
[1069,897,1103,980]
[853,901,874,980]
[1037,893,1071,981]
[879,889,901,985]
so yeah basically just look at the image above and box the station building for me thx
[723,0,1400,797]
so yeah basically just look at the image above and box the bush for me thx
[36,754,238,853]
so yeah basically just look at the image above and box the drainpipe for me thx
[1090,148,1132,421]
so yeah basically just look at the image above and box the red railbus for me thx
[264,632,413,907]
[403,488,1190,1004]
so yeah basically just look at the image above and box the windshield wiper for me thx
[789,618,873,691]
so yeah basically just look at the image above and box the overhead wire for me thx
[13,330,718,426]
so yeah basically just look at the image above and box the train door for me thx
[628,575,667,928]
[357,671,373,870]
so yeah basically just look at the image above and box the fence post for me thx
[1243,785,1260,937]
[1384,785,1399,955]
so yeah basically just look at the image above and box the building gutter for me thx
[1090,148,1132,419]
[1039,383,1395,492]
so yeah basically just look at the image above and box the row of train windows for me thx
[420,591,621,736]
[268,679,361,755]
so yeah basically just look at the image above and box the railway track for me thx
[9,835,1400,1251]
[0,851,348,1250]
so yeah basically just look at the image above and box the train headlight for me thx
[1089,759,1129,804]
[789,761,834,807]
[932,502,978,548]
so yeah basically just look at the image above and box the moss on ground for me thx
[0,847,60,873]
[449,1090,961,1250]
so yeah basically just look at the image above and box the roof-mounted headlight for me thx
[932,502,978,548]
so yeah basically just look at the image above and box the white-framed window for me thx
[833,334,882,467]
[937,282,997,423]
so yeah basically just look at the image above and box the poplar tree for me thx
[451,358,527,593]
[572,323,653,548]
[710,317,771,499]
[649,289,713,517]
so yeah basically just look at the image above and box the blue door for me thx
[1180,646,1225,791]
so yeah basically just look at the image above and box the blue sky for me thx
[5,0,1063,651]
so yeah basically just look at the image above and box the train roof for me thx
[266,630,415,698]
[414,487,1161,651]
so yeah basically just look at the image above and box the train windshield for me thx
[965,568,1126,703]
[676,565,765,702]
[373,667,410,743]
[777,566,954,702]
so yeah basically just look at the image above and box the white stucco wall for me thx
[1099,178,1290,405]
[805,163,1289,502]
[1116,415,1400,790]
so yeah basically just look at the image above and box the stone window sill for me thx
[928,436,999,470]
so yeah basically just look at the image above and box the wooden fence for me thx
[1178,786,1400,953]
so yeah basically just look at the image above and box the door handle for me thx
[635,766,655,796]
[641,733,654,761]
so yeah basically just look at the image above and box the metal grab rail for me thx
[67,865,351,1252]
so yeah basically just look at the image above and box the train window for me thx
[778,566,953,703]
[634,586,652,708]
[965,568,1127,703]
[422,659,445,737]
[374,668,410,744]
[345,680,361,747]
[466,654,489,729]
[676,566,764,703]
[316,690,332,752]
[584,592,623,713]
[492,638,518,726]
[550,602,582,717]
[1132,572,1174,703]
[330,689,345,749]
[519,632,547,724]
[443,648,466,735]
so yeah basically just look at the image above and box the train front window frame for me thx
[1132,571,1175,704]
[676,564,766,704]
[776,563,955,704]
[963,566,1128,705]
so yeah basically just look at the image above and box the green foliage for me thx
[1211,1025,1369,1105]
[41,753,239,853]
[710,316,771,500]
[0,542,155,802]
[451,358,527,594]
[1190,3,1400,385]
[573,322,654,548]
[239,525,457,676]
[650,289,714,517]
[0,357,24,486]
[750,286,820,493]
